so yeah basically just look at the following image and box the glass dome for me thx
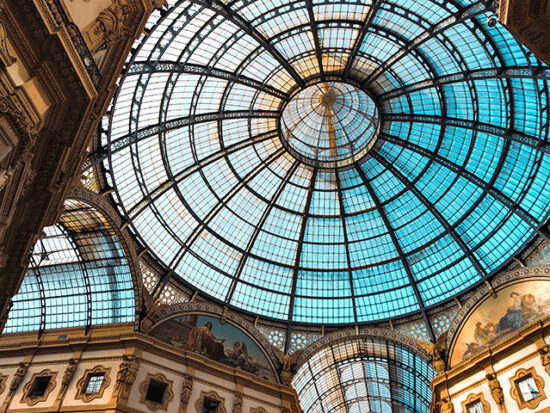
[103,0,550,324]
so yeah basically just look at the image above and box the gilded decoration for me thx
[74,365,111,403]
[195,390,227,413]
[417,331,448,374]
[461,392,490,413]
[138,372,174,411]
[251,408,267,413]
[20,369,58,406]
[448,275,550,367]
[509,366,547,410]
[272,347,302,385]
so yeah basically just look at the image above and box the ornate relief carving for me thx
[509,366,547,410]
[0,375,7,395]
[8,362,27,396]
[437,396,454,413]
[0,18,15,67]
[539,345,550,376]
[141,286,168,333]
[179,373,193,412]
[75,365,111,403]
[86,0,129,54]
[115,355,139,399]
[232,391,242,413]
[251,408,267,413]
[0,96,37,139]
[194,390,227,413]
[139,373,174,411]
[461,392,490,413]
[486,373,505,412]
[20,369,58,406]
[60,358,77,392]
[417,331,448,374]
[272,347,302,386]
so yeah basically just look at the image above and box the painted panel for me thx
[450,279,550,366]
[150,314,277,382]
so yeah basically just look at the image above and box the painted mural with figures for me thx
[150,314,277,382]
[450,279,550,367]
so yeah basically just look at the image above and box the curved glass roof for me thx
[6,200,135,334]
[103,0,550,324]
[292,337,435,412]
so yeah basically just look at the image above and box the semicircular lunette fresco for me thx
[149,314,278,382]
[449,279,550,367]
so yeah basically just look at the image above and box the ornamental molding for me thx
[445,266,550,352]
[147,302,280,381]
[295,328,431,370]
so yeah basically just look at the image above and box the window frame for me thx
[21,369,58,406]
[138,372,174,411]
[194,390,227,413]
[461,392,491,413]
[75,365,112,403]
[509,367,546,410]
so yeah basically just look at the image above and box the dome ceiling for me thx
[103,0,550,324]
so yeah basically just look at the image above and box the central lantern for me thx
[280,82,379,168]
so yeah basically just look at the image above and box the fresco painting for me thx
[150,314,277,382]
[450,280,550,366]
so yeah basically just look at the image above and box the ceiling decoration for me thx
[102,0,550,325]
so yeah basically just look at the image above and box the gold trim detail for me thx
[251,408,267,413]
[74,365,111,403]
[20,369,58,406]
[509,366,547,410]
[195,390,227,413]
[138,372,174,411]
[461,392,491,413]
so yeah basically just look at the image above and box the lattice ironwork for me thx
[94,0,550,328]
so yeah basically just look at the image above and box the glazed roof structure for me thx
[101,0,550,326]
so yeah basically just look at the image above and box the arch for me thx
[4,187,141,334]
[292,334,436,412]
[146,301,281,382]
[446,265,550,368]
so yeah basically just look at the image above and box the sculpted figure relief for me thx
[487,373,506,410]
[179,373,193,412]
[417,331,447,374]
